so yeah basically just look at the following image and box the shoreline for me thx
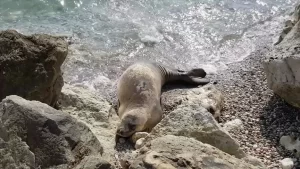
[211,40,300,168]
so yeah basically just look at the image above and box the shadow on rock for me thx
[114,135,135,152]
[259,94,300,157]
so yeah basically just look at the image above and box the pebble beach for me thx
[213,44,300,168]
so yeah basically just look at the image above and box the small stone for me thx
[225,115,230,118]
[280,158,294,169]
[280,135,300,152]
[135,138,145,149]
[223,119,243,132]
[131,132,149,143]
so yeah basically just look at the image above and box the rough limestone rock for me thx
[145,85,245,158]
[263,5,300,108]
[0,30,68,107]
[58,84,120,163]
[162,84,224,119]
[0,95,106,169]
[129,135,266,169]
[185,84,224,119]
[73,156,113,169]
[241,155,266,169]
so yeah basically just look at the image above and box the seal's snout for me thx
[116,127,132,137]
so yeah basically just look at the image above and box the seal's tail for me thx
[156,64,210,85]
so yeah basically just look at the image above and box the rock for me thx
[73,156,113,169]
[135,138,145,150]
[0,29,68,108]
[58,84,120,163]
[241,155,266,168]
[280,158,294,169]
[146,86,245,158]
[0,134,35,169]
[161,84,224,119]
[280,135,300,155]
[263,5,300,108]
[275,4,300,45]
[0,95,105,168]
[185,84,224,119]
[223,119,244,132]
[131,132,149,143]
[129,135,266,169]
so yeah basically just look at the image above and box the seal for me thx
[115,62,210,137]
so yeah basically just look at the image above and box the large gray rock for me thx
[263,4,300,108]
[0,30,68,108]
[0,95,109,169]
[58,84,120,164]
[129,135,266,169]
[144,85,245,158]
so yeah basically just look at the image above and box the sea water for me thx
[0,0,298,93]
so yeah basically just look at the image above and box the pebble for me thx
[280,136,300,152]
[223,118,243,132]
[131,132,149,143]
[135,138,145,149]
[280,158,294,169]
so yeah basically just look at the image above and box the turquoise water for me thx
[0,0,298,93]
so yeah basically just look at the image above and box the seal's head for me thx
[116,110,147,137]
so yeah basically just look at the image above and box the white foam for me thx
[138,26,164,45]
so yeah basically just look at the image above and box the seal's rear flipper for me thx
[180,68,210,85]
[187,68,207,78]
[154,63,210,86]
[188,77,210,85]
